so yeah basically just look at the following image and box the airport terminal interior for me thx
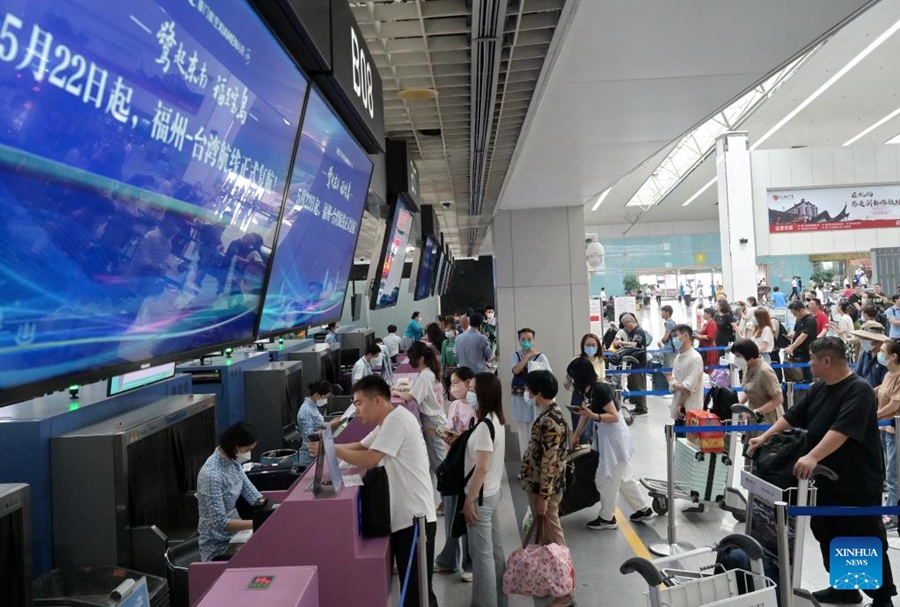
[10,0,900,606]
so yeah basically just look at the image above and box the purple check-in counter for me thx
[195,567,318,607]
[188,468,391,607]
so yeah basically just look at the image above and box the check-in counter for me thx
[195,566,319,607]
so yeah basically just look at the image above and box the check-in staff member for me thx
[197,422,263,561]
[353,344,382,383]
[297,380,342,469]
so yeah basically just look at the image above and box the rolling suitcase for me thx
[673,438,729,503]
[559,447,600,516]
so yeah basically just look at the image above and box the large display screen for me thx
[413,235,439,301]
[258,88,373,335]
[433,253,448,297]
[0,0,309,399]
[370,199,413,310]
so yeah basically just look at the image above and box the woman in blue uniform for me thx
[196,422,263,561]
[296,380,342,468]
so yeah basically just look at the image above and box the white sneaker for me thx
[460,571,473,583]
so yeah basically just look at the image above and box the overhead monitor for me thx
[429,246,444,297]
[441,261,455,295]
[0,0,309,403]
[413,235,439,302]
[369,199,413,310]
[258,87,373,336]
[107,362,177,397]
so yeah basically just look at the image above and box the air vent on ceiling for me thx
[398,87,439,101]
[418,128,442,137]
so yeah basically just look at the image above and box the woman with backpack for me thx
[461,373,507,607]
[567,357,655,530]
[510,328,551,457]
[715,301,741,348]
[434,367,476,581]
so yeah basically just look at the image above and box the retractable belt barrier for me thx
[668,419,893,435]
[398,522,419,607]
[620,382,813,399]
[789,506,900,516]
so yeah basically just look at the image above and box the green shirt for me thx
[441,338,458,369]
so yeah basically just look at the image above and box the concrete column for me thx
[493,207,590,393]
[716,131,758,302]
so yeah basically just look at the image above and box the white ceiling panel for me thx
[500,0,875,214]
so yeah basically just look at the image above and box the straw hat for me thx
[850,321,889,343]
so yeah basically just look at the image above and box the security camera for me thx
[441,201,452,209]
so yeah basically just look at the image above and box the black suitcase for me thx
[559,447,600,517]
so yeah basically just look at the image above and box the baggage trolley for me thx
[741,463,837,607]
[621,533,778,607]
[605,354,638,427]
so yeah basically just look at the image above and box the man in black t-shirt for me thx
[785,300,818,383]
[848,284,864,322]
[749,337,895,607]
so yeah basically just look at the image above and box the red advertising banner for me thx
[768,184,900,233]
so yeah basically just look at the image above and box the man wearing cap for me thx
[612,314,649,416]
[887,294,900,340]
[854,321,889,388]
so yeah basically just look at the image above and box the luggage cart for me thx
[621,534,778,607]
[606,354,639,427]
[741,463,837,607]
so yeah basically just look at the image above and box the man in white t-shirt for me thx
[382,325,402,363]
[315,375,438,607]
[670,324,704,420]
[352,344,381,383]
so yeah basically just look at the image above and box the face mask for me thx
[523,392,536,406]
[861,340,874,353]
[520,340,533,351]
[449,383,466,400]
[862,298,869,305]
[672,337,682,350]
[584,345,598,357]
[466,391,478,407]
[235,450,251,464]
[878,352,890,367]
[733,356,747,370]
[487,313,494,319]
[316,398,329,408]
[445,330,454,339]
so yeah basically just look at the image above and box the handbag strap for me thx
[522,513,546,548]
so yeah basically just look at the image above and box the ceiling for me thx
[605,0,900,227]
[496,0,875,218]
[350,0,567,257]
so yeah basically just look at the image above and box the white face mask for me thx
[733,356,747,371]
[235,450,252,464]
[523,391,536,406]
[316,398,329,408]
[445,330,455,339]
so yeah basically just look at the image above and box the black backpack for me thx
[436,417,495,498]
[774,320,791,349]
[703,384,739,422]
[749,429,808,489]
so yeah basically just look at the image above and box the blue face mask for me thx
[672,337,682,350]
[524,392,536,406]
[861,340,874,353]
[466,391,478,407]
[878,352,890,367]
[584,346,598,357]
[520,340,533,351]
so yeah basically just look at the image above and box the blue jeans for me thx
[466,492,507,607]
[435,494,471,572]
[883,431,898,517]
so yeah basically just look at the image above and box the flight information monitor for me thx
[370,200,413,310]
[0,0,309,401]
[258,88,373,335]
[413,235,439,301]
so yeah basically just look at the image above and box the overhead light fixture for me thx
[681,178,717,207]
[752,16,900,151]
[590,188,611,211]
[398,87,439,101]
[885,133,900,145]
[844,105,900,146]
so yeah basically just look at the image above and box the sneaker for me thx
[436,503,445,517]
[630,507,657,523]
[460,571,473,582]
[810,587,863,604]
[433,563,456,574]
[586,515,618,530]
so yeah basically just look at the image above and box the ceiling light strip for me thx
[843,105,900,146]
[590,188,611,211]
[681,177,717,207]
[752,16,900,151]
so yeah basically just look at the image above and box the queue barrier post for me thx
[649,424,695,557]
[415,514,428,607]
[775,501,794,607]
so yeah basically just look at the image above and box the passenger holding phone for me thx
[567,358,655,530]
